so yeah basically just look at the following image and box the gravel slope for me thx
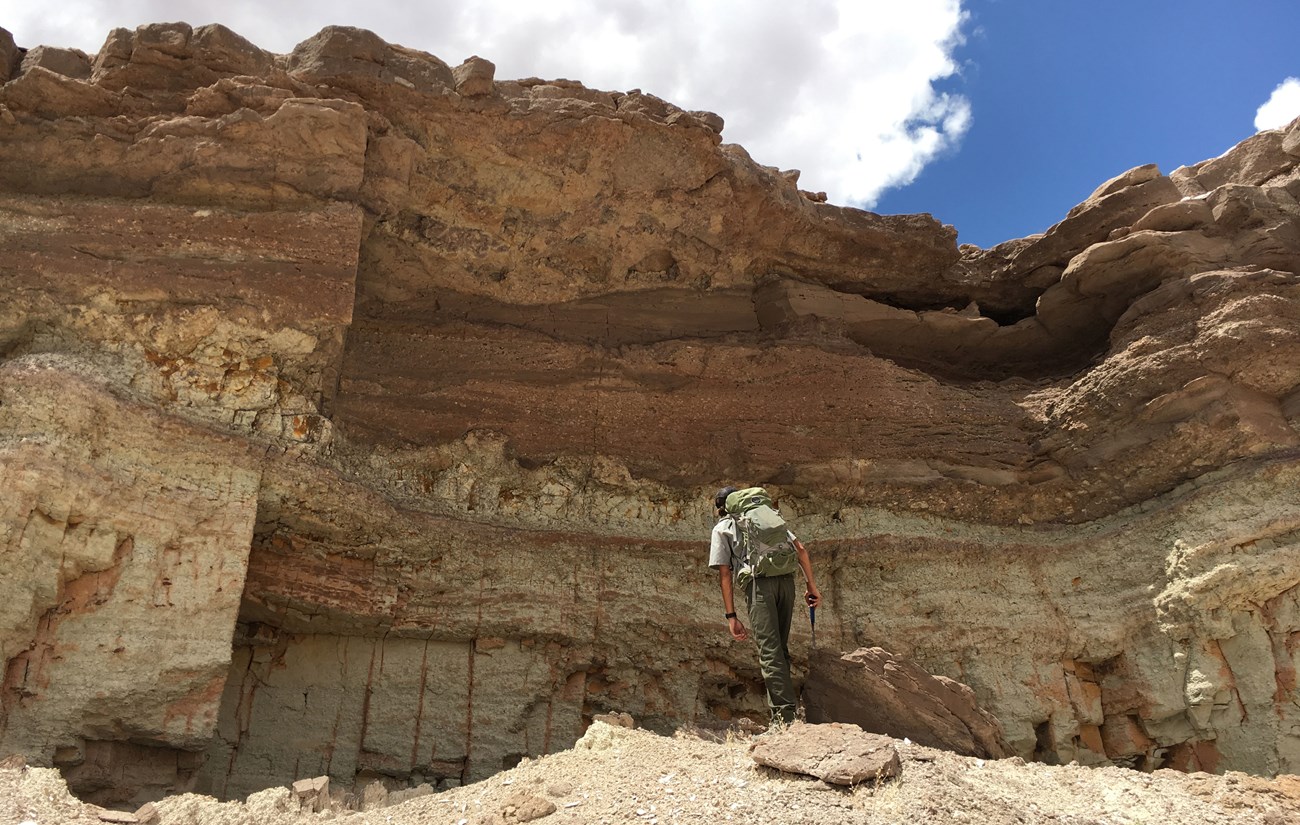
[4,723,1299,825]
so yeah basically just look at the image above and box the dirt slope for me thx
[6,723,1300,825]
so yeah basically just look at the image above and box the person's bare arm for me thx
[795,540,821,608]
[719,566,749,641]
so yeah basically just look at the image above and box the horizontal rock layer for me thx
[2,20,1300,804]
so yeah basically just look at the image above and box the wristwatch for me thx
[724,612,737,619]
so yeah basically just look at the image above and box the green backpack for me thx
[725,487,799,589]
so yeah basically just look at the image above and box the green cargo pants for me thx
[743,572,797,725]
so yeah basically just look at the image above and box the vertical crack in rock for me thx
[1212,638,1250,724]
[463,638,475,786]
[217,641,262,799]
[356,636,380,778]
[410,637,431,770]
[1258,589,1300,704]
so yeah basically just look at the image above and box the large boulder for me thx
[19,45,91,79]
[90,22,273,95]
[287,25,454,93]
[804,647,1012,759]
[452,55,496,97]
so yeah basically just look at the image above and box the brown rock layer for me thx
[2,21,1300,805]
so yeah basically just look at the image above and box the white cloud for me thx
[0,0,971,208]
[1255,77,1300,132]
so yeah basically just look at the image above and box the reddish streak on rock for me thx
[1209,639,1250,723]
[160,672,226,735]
[1257,593,1299,710]
[2,535,134,718]
[1163,740,1222,773]
[245,536,386,617]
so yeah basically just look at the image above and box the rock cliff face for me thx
[2,21,1300,805]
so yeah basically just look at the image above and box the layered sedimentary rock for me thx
[0,357,262,805]
[2,21,1300,805]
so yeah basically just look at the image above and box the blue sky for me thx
[2,1,1298,248]
[878,0,1300,246]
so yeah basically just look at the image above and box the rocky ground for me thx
[5,723,1300,825]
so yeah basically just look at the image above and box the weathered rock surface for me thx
[0,27,18,84]
[804,647,1011,759]
[20,45,91,79]
[0,357,261,805]
[2,20,1300,808]
[749,722,901,785]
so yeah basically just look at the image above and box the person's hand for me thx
[728,617,750,641]
[805,588,821,609]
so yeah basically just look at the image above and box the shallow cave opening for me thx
[981,305,1038,326]
[823,284,1041,328]
[1033,718,1060,766]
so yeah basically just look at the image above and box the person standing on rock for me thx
[708,485,821,726]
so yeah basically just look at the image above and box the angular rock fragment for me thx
[292,775,330,812]
[453,55,496,96]
[500,788,557,822]
[1089,162,1162,199]
[1284,117,1300,157]
[360,779,388,810]
[134,802,161,825]
[592,711,635,728]
[689,109,724,133]
[288,25,453,92]
[19,45,91,79]
[750,721,900,785]
[189,23,274,76]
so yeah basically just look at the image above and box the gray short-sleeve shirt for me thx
[708,517,741,570]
